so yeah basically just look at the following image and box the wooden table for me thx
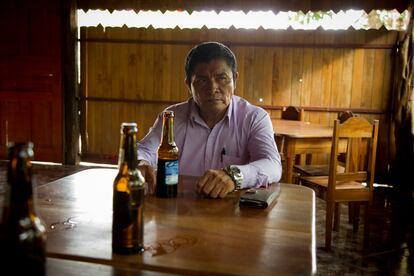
[273,119,335,183]
[37,168,316,275]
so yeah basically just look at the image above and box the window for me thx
[78,9,409,31]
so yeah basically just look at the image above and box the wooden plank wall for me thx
[80,27,397,179]
[0,0,62,162]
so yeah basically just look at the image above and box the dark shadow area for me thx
[317,186,414,275]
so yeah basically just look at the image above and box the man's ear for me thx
[233,72,239,88]
[185,78,192,94]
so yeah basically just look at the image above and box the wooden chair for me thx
[281,106,305,121]
[294,111,361,228]
[299,117,379,250]
[337,111,355,124]
[275,106,305,183]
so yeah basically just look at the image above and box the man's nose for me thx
[206,78,219,91]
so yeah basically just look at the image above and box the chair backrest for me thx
[281,106,305,121]
[337,111,356,123]
[328,117,379,193]
[337,111,357,165]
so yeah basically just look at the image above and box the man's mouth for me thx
[208,99,222,102]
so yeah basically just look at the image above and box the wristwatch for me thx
[223,165,243,191]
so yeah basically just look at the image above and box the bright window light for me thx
[78,9,410,31]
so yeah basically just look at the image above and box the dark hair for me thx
[185,42,237,83]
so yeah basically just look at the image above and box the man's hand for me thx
[138,161,156,195]
[196,169,235,198]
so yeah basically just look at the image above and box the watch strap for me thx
[223,165,243,191]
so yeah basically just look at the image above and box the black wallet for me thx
[239,184,281,209]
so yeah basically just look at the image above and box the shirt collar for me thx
[189,97,234,127]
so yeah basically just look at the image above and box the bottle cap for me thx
[120,122,138,134]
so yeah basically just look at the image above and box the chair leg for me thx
[363,202,370,249]
[292,172,300,184]
[325,200,335,250]
[353,202,360,233]
[348,202,353,224]
[305,153,312,165]
[333,203,341,231]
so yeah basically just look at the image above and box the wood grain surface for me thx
[37,168,316,275]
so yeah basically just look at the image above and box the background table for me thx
[37,168,316,275]
[273,119,336,183]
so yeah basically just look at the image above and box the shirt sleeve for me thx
[137,112,163,167]
[237,111,282,188]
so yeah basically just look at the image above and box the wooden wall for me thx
[0,0,63,162]
[80,27,397,179]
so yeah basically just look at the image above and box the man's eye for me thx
[195,78,207,84]
[217,76,230,83]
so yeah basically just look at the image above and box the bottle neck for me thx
[8,159,35,217]
[161,116,175,146]
[118,132,138,171]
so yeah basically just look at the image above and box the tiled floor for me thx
[1,162,413,275]
[316,187,414,275]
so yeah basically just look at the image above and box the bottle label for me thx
[164,160,178,185]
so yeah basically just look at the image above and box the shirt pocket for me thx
[222,154,244,167]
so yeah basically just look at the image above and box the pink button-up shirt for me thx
[138,96,282,188]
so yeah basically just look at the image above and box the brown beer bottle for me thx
[156,111,179,198]
[0,142,46,275]
[112,123,145,254]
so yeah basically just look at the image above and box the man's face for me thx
[187,58,237,116]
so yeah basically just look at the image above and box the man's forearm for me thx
[237,158,282,189]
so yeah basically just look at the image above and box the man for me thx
[138,42,282,198]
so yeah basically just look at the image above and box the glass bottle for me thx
[112,123,145,254]
[0,142,46,275]
[156,111,179,198]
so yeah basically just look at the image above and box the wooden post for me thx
[62,0,80,165]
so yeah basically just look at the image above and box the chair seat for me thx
[294,164,345,176]
[300,176,367,190]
